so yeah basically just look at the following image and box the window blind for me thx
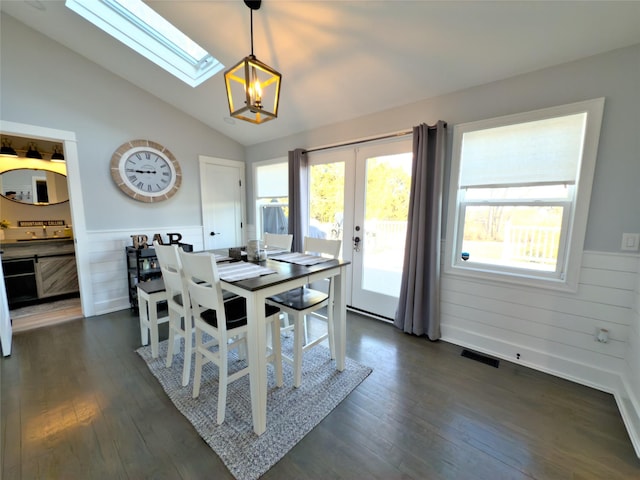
[459,113,587,188]
[257,162,288,198]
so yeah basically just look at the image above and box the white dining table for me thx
[216,254,350,436]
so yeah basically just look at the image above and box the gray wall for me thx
[246,44,640,253]
[0,13,244,232]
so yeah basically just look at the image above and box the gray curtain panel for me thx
[394,121,447,340]
[287,148,308,253]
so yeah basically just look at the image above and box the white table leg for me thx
[246,292,268,435]
[333,265,347,371]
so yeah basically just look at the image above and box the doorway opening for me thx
[1,121,87,335]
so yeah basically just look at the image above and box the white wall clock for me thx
[110,139,181,202]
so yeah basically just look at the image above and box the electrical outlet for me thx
[621,233,640,252]
[595,327,610,343]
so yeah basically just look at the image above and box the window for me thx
[66,0,223,87]
[255,161,288,236]
[445,98,604,290]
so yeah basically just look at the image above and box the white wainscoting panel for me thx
[441,251,637,391]
[85,227,205,315]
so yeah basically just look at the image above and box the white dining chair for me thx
[179,250,283,424]
[153,241,194,386]
[266,236,342,388]
[264,232,293,252]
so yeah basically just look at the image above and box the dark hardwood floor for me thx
[2,309,639,479]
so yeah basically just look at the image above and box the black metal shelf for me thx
[125,246,161,309]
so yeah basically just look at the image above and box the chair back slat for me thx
[303,237,341,258]
[179,251,226,325]
[153,242,185,298]
[264,233,293,251]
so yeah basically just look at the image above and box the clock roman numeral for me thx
[128,175,138,183]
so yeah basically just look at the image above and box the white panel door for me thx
[199,157,245,250]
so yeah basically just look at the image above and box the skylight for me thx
[65,0,224,87]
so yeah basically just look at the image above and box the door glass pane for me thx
[362,153,412,297]
[309,162,345,244]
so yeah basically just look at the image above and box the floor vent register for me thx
[461,349,500,368]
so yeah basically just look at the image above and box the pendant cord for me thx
[250,9,254,57]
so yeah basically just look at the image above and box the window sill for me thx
[442,264,579,294]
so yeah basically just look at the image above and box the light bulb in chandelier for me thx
[248,67,263,109]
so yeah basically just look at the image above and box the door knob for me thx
[210,231,220,236]
[353,236,361,252]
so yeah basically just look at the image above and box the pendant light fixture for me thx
[0,138,18,157]
[224,0,281,124]
[51,145,65,162]
[25,142,43,159]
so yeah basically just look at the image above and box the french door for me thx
[308,136,413,319]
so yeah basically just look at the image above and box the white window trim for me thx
[444,98,605,292]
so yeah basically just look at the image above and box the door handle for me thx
[210,231,220,236]
[353,236,361,252]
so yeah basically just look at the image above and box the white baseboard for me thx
[616,375,640,458]
[93,297,130,316]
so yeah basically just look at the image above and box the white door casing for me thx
[0,120,91,325]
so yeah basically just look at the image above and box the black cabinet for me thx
[3,257,38,308]
[126,246,161,310]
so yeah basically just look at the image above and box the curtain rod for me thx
[303,129,413,154]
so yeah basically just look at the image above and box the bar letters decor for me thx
[131,235,150,249]
[131,232,192,251]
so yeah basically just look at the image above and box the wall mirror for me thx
[1,168,69,205]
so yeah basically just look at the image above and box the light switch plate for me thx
[621,233,640,251]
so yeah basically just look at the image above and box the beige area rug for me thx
[10,298,83,332]
[137,336,372,480]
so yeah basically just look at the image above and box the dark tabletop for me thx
[208,250,349,292]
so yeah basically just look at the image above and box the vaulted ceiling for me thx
[2,1,639,146]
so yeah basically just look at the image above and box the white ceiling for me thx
[2,1,640,147]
